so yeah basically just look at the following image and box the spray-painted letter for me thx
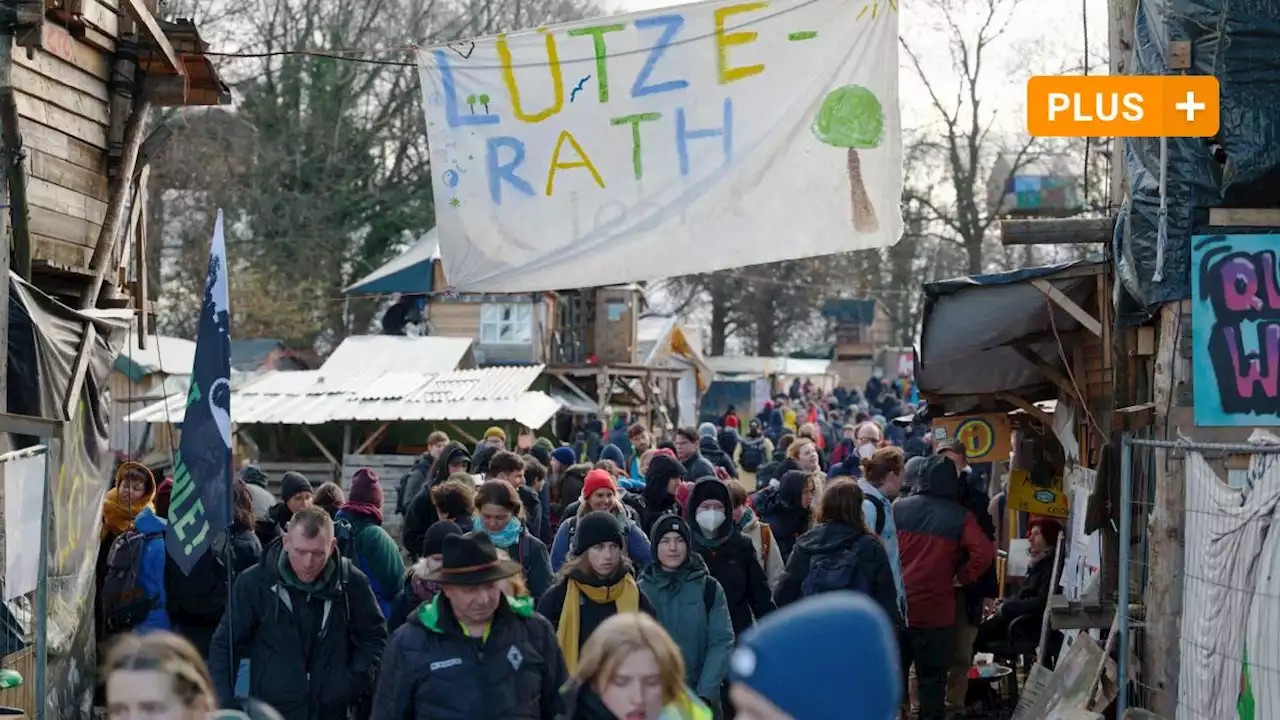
[487,137,536,204]
[498,30,565,123]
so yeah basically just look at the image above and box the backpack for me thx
[759,523,773,563]
[869,498,887,536]
[740,439,767,473]
[395,471,413,515]
[100,528,163,633]
[701,576,718,613]
[335,518,359,560]
[801,537,878,598]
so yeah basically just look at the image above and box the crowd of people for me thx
[93,372,1062,720]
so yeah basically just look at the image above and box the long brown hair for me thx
[232,479,255,529]
[815,478,871,535]
[474,479,525,520]
[862,446,905,487]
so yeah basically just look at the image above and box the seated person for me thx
[975,516,1061,652]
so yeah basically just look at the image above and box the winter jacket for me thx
[681,451,718,482]
[754,472,813,561]
[244,482,276,523]
[893,456,995,629]
[772,522,903,628]
[518,485,546,543]
[166,524,262,657]
[397,454,434,516]
[388,560,437,635]
[739,509,784,592]
[133,507,171,633]
[860,480,906,619]
[537,570,656,652]
[549,464,591,529]
[698,436,738,479]
[960,475,1000,625]
[403,442,472,559]
[734,435,774,490]
[336,509,406,619]
[493,530,555,600]
[1000,547,1058,620]
[685,480,775,636]
[638,553,735,700]
[550,502,652,572]
[208,542,388,720]
[372,594,566,720]
[255,502,290,550]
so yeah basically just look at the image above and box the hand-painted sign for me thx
[933,412,1013,464]
[1007,468,1069,519]
[416,0,902,292]
[1191,234,1280,426]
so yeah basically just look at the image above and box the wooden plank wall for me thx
[428,301,481,338]
[17,14,117,273]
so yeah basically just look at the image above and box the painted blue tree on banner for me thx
[166,211,233,573]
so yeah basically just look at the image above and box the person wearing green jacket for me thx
[338,469,405,619]
[638,514,735,716]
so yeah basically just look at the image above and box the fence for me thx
[0,443,54,719]
[1118,435,1280,719]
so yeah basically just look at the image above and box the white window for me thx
[480,303,533,344]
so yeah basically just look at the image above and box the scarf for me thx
[342,502,383,525]
[556,570,641,673]
[474,516,523,549]
[738,506,758,530]
[101,488,152,540]
[278,549,337,593]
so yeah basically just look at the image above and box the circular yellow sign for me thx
[955,418,995,460]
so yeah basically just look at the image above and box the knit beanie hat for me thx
[574,511,624,555]
[698,422,718,439]
[730,592,901,719]
[645,453,685,486]
[534,436,556,453]
[648,512,692,548]
[529,445,552,469]
[582,469,617,500]
[280,471,313,503]
[422,520,463,558]
[551,447,577,467]
[484,426,507,443]
[348,468,384,508]
[241,465,268,489]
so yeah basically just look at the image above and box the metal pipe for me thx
[1117,434,1133,716]
[33,442,51,720]
[1125,438,1280,453]
[0,442,46,464]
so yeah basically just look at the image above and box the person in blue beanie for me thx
[727,592,901,720]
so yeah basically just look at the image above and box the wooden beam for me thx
[0,410,62,437]
[80,101,150,310]
[62,324,95,421]
[119,0,186,78]
[995,392,1054,426]
[1114,402,1155,431]
[300,425,340,470]
[354,423,389,455]
[0,84,32,280]
[446,421,478,446]
[1208,208,1280,228]
[134,175,150,345]
[1000,217,1112,246]
[1031,278,1104,337]
[1011,343,1077,399]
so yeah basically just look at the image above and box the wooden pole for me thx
[79,101,151,310]
[0,4,13,416]
[999,217,1113,246]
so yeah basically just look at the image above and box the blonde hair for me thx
[575,613,687,707]
[638,449,658,476]
[101,631,215,711]
[786,438,816,460]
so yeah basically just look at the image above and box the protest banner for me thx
[417,0,902,292]
[1191,234,1280,426]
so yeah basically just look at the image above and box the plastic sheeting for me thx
[1117,0,1280,311]
[6,274,129,718]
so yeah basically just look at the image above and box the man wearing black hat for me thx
[372,532,567,720]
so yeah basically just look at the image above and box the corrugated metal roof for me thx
[125,364,560,428]
[114,334,198,377]
[319,335,475,377]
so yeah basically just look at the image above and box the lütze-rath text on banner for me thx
[416,0,903,293]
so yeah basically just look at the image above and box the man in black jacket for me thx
[372,532,567,720]
[209,507,387,720]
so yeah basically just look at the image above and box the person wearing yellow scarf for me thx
[536,511,655,673]
[101,462,156,540]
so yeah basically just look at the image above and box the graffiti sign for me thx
[1191,234,1280,426]
[933,412,1013,464]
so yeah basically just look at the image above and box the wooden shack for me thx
[11,0,227,305]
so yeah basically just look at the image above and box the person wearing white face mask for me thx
[826,422,883,479]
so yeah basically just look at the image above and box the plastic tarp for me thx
[917,261,1103,415]
[5,274,129,718]
[344,229,439,295]
[1117,0,1280,312]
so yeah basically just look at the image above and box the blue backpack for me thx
[801,537,879,598]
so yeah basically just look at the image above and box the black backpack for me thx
[869,497,888,536]
[701,576,718,613]
[801,536,879,598]
[395,472,413,515]
[335,518,359,560]
[740,439,767,473]
[100,528,164,633]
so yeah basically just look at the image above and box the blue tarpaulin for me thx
[345,229,439,296]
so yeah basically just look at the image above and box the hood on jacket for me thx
[916,456,961,500]
[640,545,710,587]
[260,538,347,598]
[699,436,729,464]
[133,506,166,534]
[778,470,810,509]
[600,443,627,469]
[644,454,685,508]
[471,443,498,475]
[684,478,736,543]
[795,521,868,555]
[241,464,269,489]
[569,497,640,526]
[430,442,472,486]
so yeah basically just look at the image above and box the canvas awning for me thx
[917,259,1107,415]
[344,229,439,295]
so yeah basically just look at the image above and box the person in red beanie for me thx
[549,468,653,572]
[975,516,1062,653]
[336,468,405,618]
